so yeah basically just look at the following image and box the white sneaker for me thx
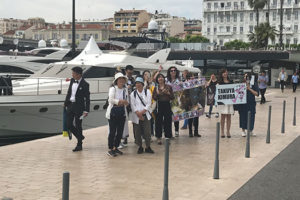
[250,131,256,136]
[175,131,179,137]
[241,131,246,137]
[118,143,125,149]
[215,113,219,118]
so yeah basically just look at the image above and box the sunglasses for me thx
[170,70,176,72]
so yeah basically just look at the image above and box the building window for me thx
[240,1,244,9]
[207,3,211,9]
[214,14,217,22]
[52,33,57,39]
[207,14,211,23]
[214,2,218,9]
[240,13,244,22]
[295,11,299,20]
[123,30,128,33]
[250,13,254,21]
[220,40,224,45]
[226,14,230,22]
[273,12,276,21]
[288,0,292,4]
[286,38,290,45]
[287,10,291,20]
[234,2,238,9]
[76,34,79,39]
[240,26,244,33]
[219,26,224,32]
[233,26,237,33]
[234,13,237,22]
[226,2,231,8]
[95,34,98,39]
[220,14,224,22]
[214,27,217,34]
[207,28,211,34]
[294,38,298,44]
[273,0,277,5]
[294,25,298,32]
[68,34,71,39]
[249,25,254,32]
[221,3,224,8]
[226,26,231,32]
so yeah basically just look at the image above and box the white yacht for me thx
[0,47,71,79]
[0,37,200,137]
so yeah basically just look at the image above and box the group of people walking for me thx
[63,65,298,156]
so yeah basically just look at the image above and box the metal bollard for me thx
[245,111,251,158]
[266,106,272,144]
[281,100,286,133]
[213,122,220,179]
[62,172,70,200]
[162,138,170,200]
[293,97,296,126]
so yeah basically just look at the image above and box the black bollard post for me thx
[293,97,296,126]
[266,106,272,144]
[213,122,220,179]
[62,172,70,200]
[245,111,251,158]
[281,100,286,133]
[162,138,170,200]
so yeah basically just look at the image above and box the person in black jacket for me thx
[64,67,90,152]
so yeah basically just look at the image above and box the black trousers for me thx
[293,83,297,92]
[188,117,199,135]
[174,121,179,132]
[67,104,84,146]
[108,116,125,149]
[280,80,285,92]
[155,101,172,138]
[260,88,266,103]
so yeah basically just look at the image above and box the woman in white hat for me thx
[105,72,129,157]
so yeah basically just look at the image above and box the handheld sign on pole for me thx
[215,83,247,105]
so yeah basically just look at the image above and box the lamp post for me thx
[72,0,76,55]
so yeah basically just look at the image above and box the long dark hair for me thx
[167,66,179,82]
[218,68,230,84]
[156,73,166,84]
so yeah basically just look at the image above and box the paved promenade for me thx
[0,88,299,200]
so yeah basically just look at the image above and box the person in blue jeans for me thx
[291,72,299,93]
[238,73,259,137]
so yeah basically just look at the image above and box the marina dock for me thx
[0,88,299,200]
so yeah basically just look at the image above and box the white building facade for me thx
[202,0,300,46]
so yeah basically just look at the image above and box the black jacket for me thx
[64,78,90,113]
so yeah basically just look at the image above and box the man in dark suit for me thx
[64,67,90,152]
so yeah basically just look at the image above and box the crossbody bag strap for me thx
[136,91,151,115]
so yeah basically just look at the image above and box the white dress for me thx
[218,104,234,114]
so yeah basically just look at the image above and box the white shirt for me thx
[70,78,81,102]
[130,89,152,124]
[281,73,285,80]
[115,87,124,100]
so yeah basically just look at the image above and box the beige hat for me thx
[114,72,128,85]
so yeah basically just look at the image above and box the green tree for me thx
[248,0,268,27]
[224,40,250,50]
[248,22,277,48]
[167,35,210,43]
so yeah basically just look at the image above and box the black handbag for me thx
[110,106,125,118]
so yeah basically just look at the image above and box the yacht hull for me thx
[0,94,107,137]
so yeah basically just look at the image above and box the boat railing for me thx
[0,77,110,96]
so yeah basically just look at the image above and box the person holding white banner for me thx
[218,69,234,138]
[238,73,259,137]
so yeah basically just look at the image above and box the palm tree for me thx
[249,22,277,48]
[248,0,268,27]
[279,0,284,49]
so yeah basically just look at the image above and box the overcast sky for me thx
[0,0,203,23]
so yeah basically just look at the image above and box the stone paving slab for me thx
[0,88,299,200]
